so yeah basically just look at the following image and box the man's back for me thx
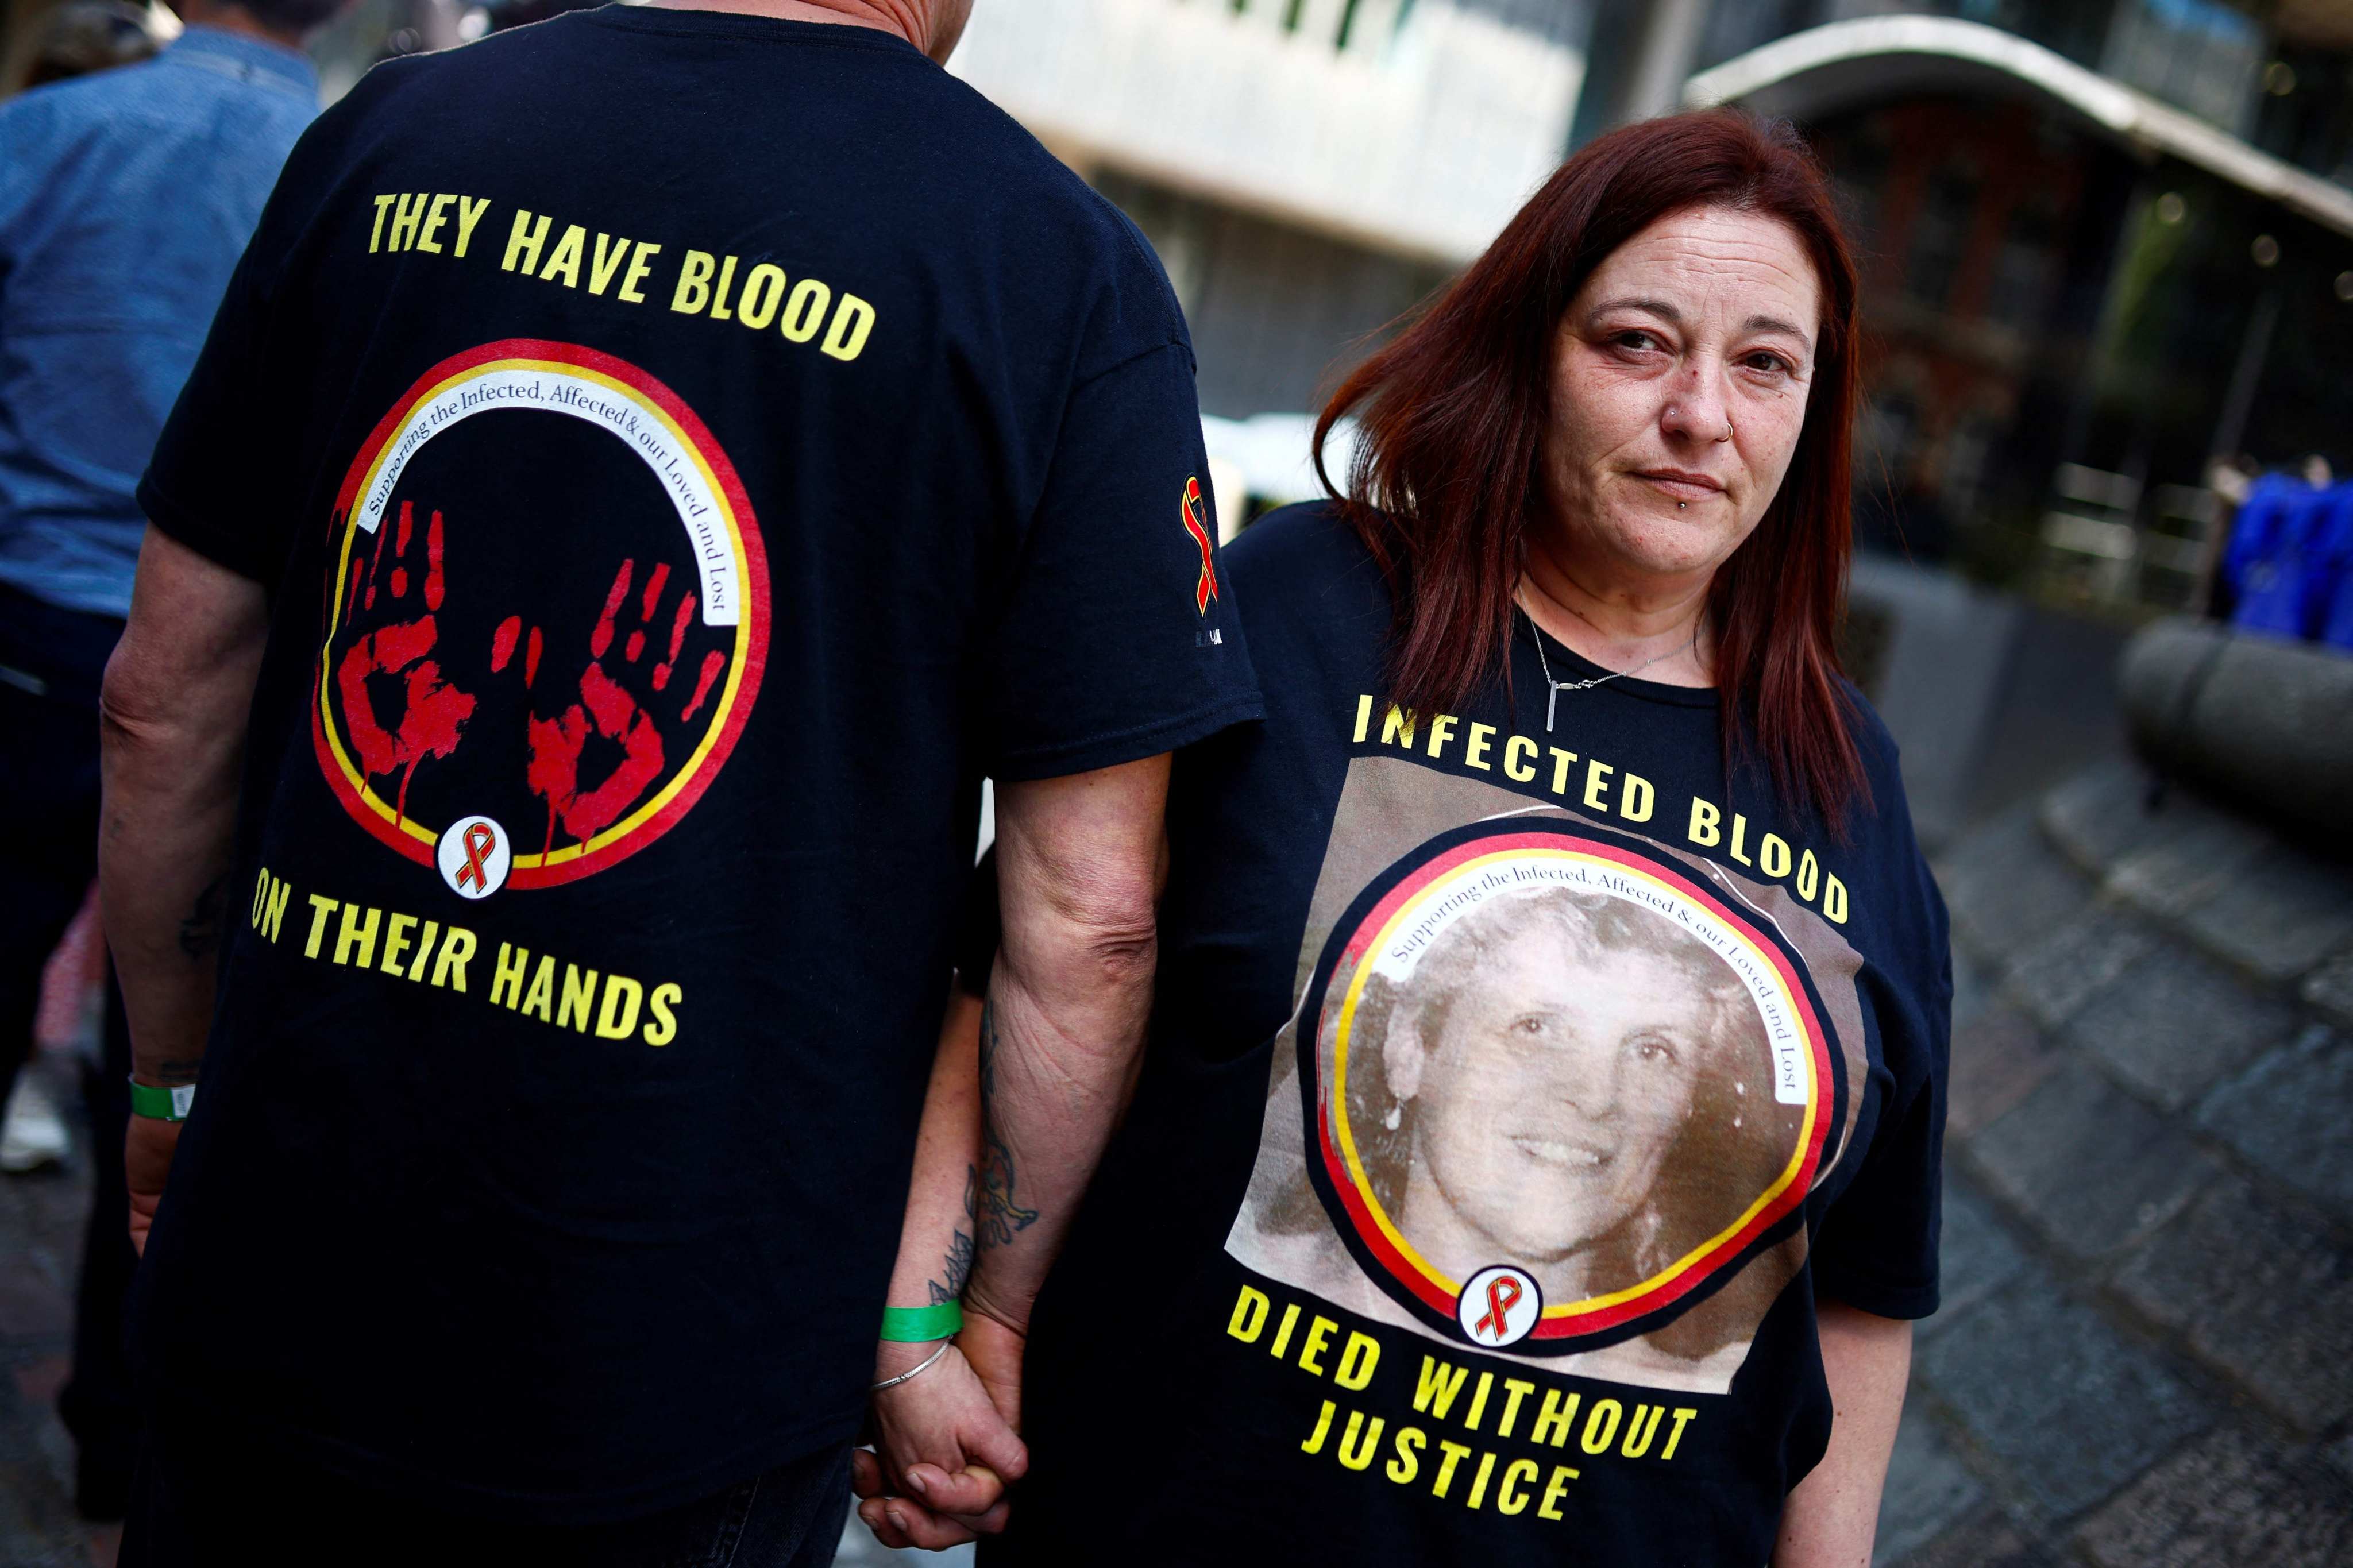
[0,27,315,617]
[132,7,1255,1523]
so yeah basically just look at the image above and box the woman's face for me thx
[1538,205,1822,592]
[1391,921,1711,1269]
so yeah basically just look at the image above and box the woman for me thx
[865,109,1949,1565]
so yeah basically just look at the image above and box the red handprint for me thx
[504,559,729,857]
[334,502,475,823]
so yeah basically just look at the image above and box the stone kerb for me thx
[2119,617,2353,840]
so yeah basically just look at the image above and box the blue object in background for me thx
[2220,470,2298,596]
[2226,473,2335,640]
[2316,494,2353,650]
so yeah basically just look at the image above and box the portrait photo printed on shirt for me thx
[1228,757,1872,1398]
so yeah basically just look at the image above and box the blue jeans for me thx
[121,1420,854,1568]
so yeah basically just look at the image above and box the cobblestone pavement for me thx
[8,752,2348,1565]
[0,1051,111,1568]
[1878,757,2353,1565]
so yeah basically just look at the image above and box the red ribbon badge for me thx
[1472,1273,1523,1341]
[454,821,499,892]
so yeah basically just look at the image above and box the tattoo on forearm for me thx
[927,1164,979,1304]
[177,873,226,960]
[147,1057,205,1087]
[979,1128,1039,1248]
[977,1001,1040,1250]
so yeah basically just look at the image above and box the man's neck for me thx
[179,1,310,55]
[642,0,925,52]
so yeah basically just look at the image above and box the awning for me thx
[1684,15,2353,241]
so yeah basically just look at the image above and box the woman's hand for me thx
[853,1333,1027,1550]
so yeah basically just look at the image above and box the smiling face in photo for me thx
[1387,912,1710,1277]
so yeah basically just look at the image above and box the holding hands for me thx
[853,765,1168,1551]
[855,1310,1028,1550]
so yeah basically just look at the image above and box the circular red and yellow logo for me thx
[313,340,768,890]
[1300,820,1837,1350]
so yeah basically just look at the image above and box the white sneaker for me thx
[0,1071,70,1174]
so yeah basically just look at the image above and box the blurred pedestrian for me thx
[0,0,333,1520]
[2302,476,2353,650]
[98,0,1256,1561]
[871,109,1948,1567]
[2222,457,2336,639]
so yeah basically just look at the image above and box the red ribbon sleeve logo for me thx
[1181,474,1218,616]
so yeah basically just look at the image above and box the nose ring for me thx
[1667,404,1734,443]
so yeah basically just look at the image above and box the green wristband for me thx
[880,1301,963,1342]
[129,1077,196,1122]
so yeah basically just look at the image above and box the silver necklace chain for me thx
[1522,605,1699,732]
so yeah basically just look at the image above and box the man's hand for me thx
[853,1328,1027,1550]
[125,1114,184,1256]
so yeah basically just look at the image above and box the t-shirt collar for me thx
[167,24,319,99]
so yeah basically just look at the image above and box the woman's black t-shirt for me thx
[998,503,1950,1564]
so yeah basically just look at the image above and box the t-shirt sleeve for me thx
[136,228,304,585]
[981,341,1262,781]
[1811,857,1951,1320]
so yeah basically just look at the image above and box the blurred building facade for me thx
[948,0,1588,420]
[1592,0,2353,613]
[12,0,2348,617]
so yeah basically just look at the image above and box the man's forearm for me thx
[99,528,267,1086]
[962,757,1167,1333]
[963,949,1152,1328]
[101,758,238,1086]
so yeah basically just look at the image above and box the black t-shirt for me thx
[131,7,1258,1523]
[1001,505,1947,1564]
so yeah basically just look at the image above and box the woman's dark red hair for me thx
[1314,109,1868,821]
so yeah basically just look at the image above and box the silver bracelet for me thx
[869,1341,952,1393]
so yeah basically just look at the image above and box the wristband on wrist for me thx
[129,1077,196,1122]
[879,1301,963,1342]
